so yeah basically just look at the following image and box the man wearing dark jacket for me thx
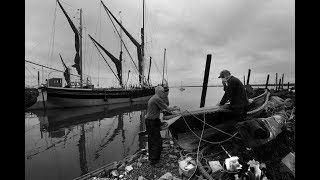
[145,86,179,167]
[217,70,250,121]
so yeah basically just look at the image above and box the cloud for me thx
[25,0,294,87]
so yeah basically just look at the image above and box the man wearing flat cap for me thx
[217,70,250,121]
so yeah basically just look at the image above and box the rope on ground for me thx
[187,109,207,180]
[197,144,215,180]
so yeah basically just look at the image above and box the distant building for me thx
[48,78,62,87]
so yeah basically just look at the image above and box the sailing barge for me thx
[28,0,158,109]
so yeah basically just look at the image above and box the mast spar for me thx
[141,0,145,86]
[79,8,83,87]
[100,0,144,87]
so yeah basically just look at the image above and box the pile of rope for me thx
[175,108,241,180]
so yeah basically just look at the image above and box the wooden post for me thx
[275,73,278,91]
[147,57,151,84]
[243,75,245,85]
[288,82,290,89]
[38,71,40,87]
[246,69,251,85]
[200,54,212,108]
[278,79,282,90]
[162,48,166,85]
[265,74,269,89]
[281,73,284,89]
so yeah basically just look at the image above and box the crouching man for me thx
[145,86,180,167]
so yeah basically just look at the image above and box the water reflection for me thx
[25,87,222,180]
[25,101,149,180]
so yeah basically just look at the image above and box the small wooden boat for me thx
[163,89,270,140]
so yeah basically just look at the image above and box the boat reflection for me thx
[29,101,148,132]
[26,101,148,177]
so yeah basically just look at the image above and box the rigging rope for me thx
[91,40,120,83]
[47,0,58,68]
[59,0,78,12]
[183,109,240,138]
[104,8,140,76]
[171,107,241,146]
[25,65,37,81]
[180,113,239,145]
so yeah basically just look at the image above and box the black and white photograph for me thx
[25,0,295,179]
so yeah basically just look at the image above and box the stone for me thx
[138,176,147,180]
[136,162,142,167]
[131,162,137,167]
[208,161,223,174]
[125,165,133,172]
[172,177,182,180]
[162,144,170,148]
[158,172,173,180]
[281,152,295,177]
[168,155,178,159]
[111,170,119,177]
[118,163,126,171]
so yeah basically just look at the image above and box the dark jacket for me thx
[219,76,249,112]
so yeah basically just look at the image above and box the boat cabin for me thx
[48,78,62,87]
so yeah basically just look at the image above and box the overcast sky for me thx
[25,0,295,87]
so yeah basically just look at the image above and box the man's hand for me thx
[173,106,180,111]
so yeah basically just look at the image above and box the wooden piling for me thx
[147,57,151,84]
[38,71,40,87]
[162,48,166,85]
[281,73,284,89]
[275,73,278,91]
[243,75,246,85]
[246,69,251,85]
[200,54,212,108]
[288,82,290,89]
[278,79,282,90]
[265,74,270,89]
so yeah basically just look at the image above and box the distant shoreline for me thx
[170,83,295,88]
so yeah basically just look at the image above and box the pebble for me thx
[111,170,119,177]
[158,172,173,180]
[125,165,133,172]
[163,144,170,148]
[136,162,142,167]
[169,155,178,159]
[171,163,176,168]
[138,176,147,180]
[118,163,126,171]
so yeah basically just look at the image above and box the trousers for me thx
[145,118,163,163]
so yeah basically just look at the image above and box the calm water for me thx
[25,87,224,180]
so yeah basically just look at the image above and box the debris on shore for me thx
[80,94,295,180]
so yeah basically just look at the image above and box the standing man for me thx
[217,70,250,122]
[145,86,179,167]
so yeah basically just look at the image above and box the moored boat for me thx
[27,0,163,110]
[163,89,270,139]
